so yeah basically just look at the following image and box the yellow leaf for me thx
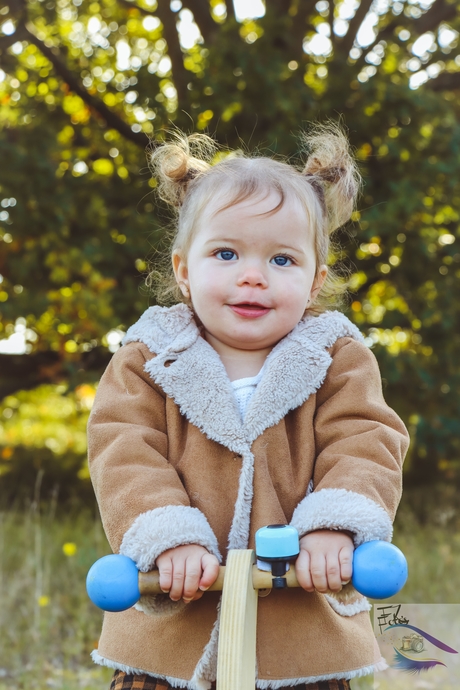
[93,159,114,176]
[63,94,85,115]
[104,93,117,107]
[64,340,78,353]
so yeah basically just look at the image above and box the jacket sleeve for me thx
[290,337,409,546]
[87,341,222,574]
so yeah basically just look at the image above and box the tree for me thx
[1,0,460,498]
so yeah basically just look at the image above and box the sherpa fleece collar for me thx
[121,304,364,451]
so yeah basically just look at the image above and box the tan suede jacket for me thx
[87,304,409,690]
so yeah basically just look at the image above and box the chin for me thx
[229,335,280,350]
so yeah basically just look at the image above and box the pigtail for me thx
[301,120,362,234]
[148,132,217,208]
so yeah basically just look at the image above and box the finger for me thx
[169,560,186,602]
[310,552,328,593]
[339,545,354,584]
[199,554,220,591]
[182,555,202,602]
[325,554,342,593]
[295,549,314,592]
[157,556,173,594]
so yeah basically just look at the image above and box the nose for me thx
[236,261,268,289]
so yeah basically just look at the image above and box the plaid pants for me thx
[110,669,351,690]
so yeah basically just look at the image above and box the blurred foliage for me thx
[1,0,460,500]
[0,384,96,502]
[1,384,92,456]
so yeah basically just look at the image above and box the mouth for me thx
[229,302,271,318]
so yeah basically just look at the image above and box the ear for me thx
[172,251,190,297]
[310,265,328,302]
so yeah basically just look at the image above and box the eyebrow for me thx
[203,238,307,255]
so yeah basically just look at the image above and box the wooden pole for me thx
[216,549,258,690]
[138,561,300,594]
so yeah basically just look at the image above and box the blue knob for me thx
[86,554,140,612]
[255,524,300,560]
[352,540,408,599]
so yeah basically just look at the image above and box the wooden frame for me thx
[216,549,258,690]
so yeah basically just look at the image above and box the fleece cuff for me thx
[120,504,222,572]
[290,487,393,546]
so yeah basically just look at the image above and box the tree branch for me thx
[427,71,460,91]
[352,16,405,72]
[354,0,458,76]
[224,0,236,22]
[270,0,292,15]
[117,0,149,15]
[0,7,150,147]
[336,0,374,57]
[0,348,112,399]
[181,0,219,41]
[328,0,336,48]
[288,0,318,61]
[14,22,147,147]
[0,22,29,50]
[138,0,189,105]
[416,0,457,35]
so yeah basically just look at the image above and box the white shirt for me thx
[230,366,264,420]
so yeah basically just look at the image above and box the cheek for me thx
[276,271,312,299]
[190,260,230,290]
[188,266,228,313]
[277,277,312,318]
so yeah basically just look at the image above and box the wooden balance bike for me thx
[87,525,408,690]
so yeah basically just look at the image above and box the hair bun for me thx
[182,168,200,182]
[311,165,346,185]
[302,121,361,233]
[149,133,216,207]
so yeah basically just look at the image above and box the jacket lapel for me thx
[146,335,249,454]
[122,303,248,453]
[244,311,364,443]
[122,304,364,452]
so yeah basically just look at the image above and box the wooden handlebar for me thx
[139,564,305,595]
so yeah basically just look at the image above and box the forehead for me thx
[200,187,310,232]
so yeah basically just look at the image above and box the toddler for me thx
[87,122,409,690]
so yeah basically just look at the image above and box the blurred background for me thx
[0,0,460,687]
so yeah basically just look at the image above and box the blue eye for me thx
[271,255,293,266]
[216,250,237,261]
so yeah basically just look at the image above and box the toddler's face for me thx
[173,190,327,354]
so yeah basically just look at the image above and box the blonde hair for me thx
[146,121,361,314]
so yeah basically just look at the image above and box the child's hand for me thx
[295,529,354,593]
[156,544,220,604]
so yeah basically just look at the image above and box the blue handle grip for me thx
[87,538,408,611]
[352,540,408,599]
[86,554,140,612]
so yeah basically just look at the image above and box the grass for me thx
[1,490,112,689]
[1,487,460,690]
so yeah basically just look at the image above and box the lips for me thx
[229,303,271,318]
